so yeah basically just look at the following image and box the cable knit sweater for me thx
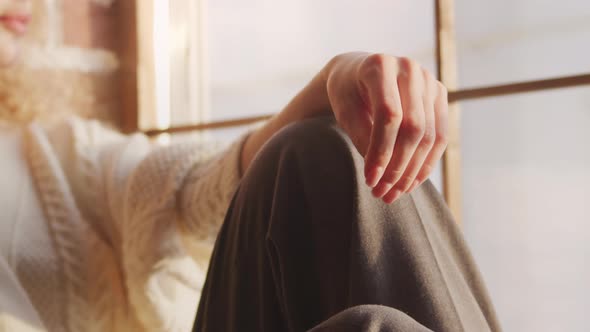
[0,117,247,332]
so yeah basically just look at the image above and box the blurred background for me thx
[165,1,590,331]
[4,0,589,331]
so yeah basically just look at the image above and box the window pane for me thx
[207,0,436,121]
[460,86,590,331]
[456,0,590,88]
[204,1,442,190]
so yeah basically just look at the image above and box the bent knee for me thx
[237,115,361,240]
[271,116,351,152]
[310,305,433,332]
[248,116,359,180]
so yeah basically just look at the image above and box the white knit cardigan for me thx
[3,117,246,332]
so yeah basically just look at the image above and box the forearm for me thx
[240,65,332,173]
[240,52,374,173]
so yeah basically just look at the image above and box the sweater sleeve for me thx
[118,136,248,332]
[43,117,250,331]
[121,132,248,244]
[45,116,247,246]
[179,135,247,241]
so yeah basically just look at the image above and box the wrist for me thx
[324,52,369,81]
[280,72,331,122]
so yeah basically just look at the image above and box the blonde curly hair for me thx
[0,0,121,127]
[0,59,120,126]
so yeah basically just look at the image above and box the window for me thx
[128,1,590,331]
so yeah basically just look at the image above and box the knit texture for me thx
[11,117,247,331]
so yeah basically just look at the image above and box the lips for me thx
[0,15,31,36]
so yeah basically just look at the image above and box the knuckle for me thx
[359,56,385,82]
[421,128,436,146]
[376,103,402,124]
[401,116,425,140]
[398,56,413,70]
[398,56,420,75]
[435,130,449,146]
[363,53,387,70]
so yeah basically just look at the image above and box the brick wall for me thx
[0,0,125,128]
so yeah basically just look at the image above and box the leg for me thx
[308,305,433,332]
[193,117,501,332]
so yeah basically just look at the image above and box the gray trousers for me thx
[193,117,501,332]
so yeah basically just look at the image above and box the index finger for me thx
[361,57,403,187]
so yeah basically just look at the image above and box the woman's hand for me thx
[241,52,448,204]
[324,52,448,203]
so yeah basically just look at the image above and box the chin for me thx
[0,44,19,66]
[0,30,21,67]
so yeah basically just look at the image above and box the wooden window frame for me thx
[124,0,590,223]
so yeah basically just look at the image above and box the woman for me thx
[0,0,501,331]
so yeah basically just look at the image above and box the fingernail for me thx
[365,166,384,187]
[384,189,402,204]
